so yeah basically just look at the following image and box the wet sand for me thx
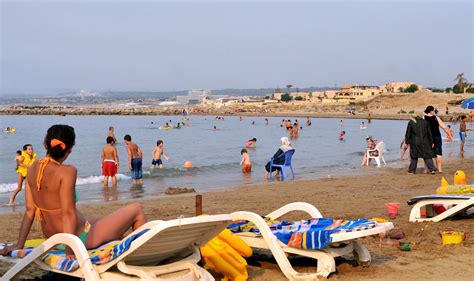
[1,157,473,280]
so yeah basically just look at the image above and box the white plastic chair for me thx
[366,141,386,167]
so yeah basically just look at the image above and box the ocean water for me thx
[0,115,471,212]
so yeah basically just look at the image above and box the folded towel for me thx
[229,218,376,250]
[0,229,148,272]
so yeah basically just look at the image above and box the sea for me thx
[0,115,471,213]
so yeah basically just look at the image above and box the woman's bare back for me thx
[27,161,86,238]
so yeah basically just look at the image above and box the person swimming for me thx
[245,138,257,148]
[339,131,346,141]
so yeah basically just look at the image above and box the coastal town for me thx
[2,80,473,121]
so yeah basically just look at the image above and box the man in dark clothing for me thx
[405,115,437,174]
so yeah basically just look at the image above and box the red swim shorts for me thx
[242,164,252,173]
[102,160,117,176]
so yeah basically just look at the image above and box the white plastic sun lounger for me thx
[1,214,231,281]
[230,202,393,280]
[408,194,474,222]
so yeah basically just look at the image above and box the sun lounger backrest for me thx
[113,215,231,267]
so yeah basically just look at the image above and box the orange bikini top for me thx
[34,139,65,224]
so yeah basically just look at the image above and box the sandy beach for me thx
[1,157,473,280]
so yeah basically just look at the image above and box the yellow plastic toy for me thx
[200,228,252,281]
[436,170,474,194]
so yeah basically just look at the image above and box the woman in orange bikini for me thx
[0,125,146,259]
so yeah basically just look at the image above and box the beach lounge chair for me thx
[408,194,474,222]
[229,202,393,279]
[269,149,295,180]
[0,214,231,280]
[366,141,386,167]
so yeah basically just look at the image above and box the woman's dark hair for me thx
[23,144,32,151]
[44,125,75,160]
[424,105,434,114]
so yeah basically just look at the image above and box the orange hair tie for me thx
[50,139,66,150]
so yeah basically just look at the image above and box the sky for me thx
[1,0,473,95]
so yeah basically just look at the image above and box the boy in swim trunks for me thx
[240,149,252,173]
[124,134,143,186]
[460,115,467,152]
[102,136,119,188]
[151,140,170,169]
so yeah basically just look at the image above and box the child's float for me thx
[436,170,474,194]
[3,128,16,133]
[200,228,252,281]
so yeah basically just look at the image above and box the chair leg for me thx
[375,157,381,167]
[281,168,286,180]
[269,166,273,179]
[290,166,295,179]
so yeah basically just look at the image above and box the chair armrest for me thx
[265,202,323,220]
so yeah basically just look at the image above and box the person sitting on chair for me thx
[264,137,293,179]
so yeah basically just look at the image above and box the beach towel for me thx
[229,218,376,250]
[0,229,148,272]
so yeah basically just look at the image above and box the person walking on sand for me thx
[124,134,143,186]
[240,149,252,173]
[107,126,117,143]
[151,140,170,169]
[9,144,36,206]
[102,136,119,188]
[424,105,453,173]
[0,125,146,259]
[405,114,437,174]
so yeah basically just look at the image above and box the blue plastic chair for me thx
[269,149,295,180]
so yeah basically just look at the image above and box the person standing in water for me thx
[101,136,119,188]
[306,116,312,126]
[240,149,252,173]
[151,140,170,169]
[124,134,143,186]
[460,115,468,153]
[9,144,36,206]
[107,126,117,143]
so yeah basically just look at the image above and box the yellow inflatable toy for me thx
[200,228,252,281]
[436,170,474,194]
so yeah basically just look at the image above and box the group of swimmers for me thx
[281,119,303,139]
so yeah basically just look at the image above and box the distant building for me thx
[383,82,422,93]
[176,89,212,104]
[334,84,382,102]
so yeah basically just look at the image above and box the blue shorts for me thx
[131,158,143,179]
[460,131,467,142]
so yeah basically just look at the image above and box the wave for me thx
[0,173,131,194]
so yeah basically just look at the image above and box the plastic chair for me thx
[269,149,295,180]
[366,141,386,167]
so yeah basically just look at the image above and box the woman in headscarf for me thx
[424,105,453,173]
[264,137,293,179]
[405,113,437,174]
